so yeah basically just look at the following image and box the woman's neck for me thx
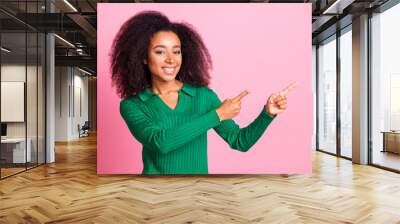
[150,79,183,95]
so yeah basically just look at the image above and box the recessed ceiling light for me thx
[323,0,355,14]
[78,67,93,76]
[1,47,11,53]
[54,34,75,48]
[63,0,78,12]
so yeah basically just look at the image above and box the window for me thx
[317,35,337,154]
[340,27,352,158]
[371,3,400,171]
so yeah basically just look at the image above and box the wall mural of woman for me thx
[97,3,313,174]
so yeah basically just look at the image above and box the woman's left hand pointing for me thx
[265,82,299,116]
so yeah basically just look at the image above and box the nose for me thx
[165,52,175,64]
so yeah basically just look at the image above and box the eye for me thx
[155,50,165,55]
[174,50,181,55]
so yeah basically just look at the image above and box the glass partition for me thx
[1,30,28,177]
[0,1,46,179]
[27,30,38,169]
[38,32,45,165]
[317,35,337,155]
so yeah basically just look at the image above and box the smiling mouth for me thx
[162,67,176,74]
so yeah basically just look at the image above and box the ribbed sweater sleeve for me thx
[208,89,276,152]
[120,99,221,155]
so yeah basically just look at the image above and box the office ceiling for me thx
[0,0,392,75]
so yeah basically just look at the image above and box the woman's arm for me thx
[209,89,275,152]
[120,98,221,154]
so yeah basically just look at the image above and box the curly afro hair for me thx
[111,11,213,99]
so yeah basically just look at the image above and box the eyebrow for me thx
[153,45,181,49]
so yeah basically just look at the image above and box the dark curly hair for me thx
[111,11,213,99]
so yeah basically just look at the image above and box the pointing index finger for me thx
[232,90,249,102]
[279,82,299,96]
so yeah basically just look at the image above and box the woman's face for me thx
[145,31,182,83]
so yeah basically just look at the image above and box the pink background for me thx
[97,3,313,174]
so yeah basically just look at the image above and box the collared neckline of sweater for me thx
[137,82,196,102]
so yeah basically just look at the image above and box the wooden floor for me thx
[0,167,26,178]
[1,134,400,224]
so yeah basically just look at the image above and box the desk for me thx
[1,138,31,163]
[381,131,400,154]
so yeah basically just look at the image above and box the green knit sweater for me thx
[120,83,275,174]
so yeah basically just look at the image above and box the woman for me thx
[111,11,297,174]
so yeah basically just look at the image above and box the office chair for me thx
[79,121,90,138]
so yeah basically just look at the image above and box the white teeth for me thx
[162,67,175,74]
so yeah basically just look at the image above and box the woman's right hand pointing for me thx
[265,82,299,116]
[216,90,249,121]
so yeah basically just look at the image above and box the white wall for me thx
[73,73,89,137]
[55,67,89,141]
[55,66,69,141]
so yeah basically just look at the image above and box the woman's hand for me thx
[265,82,299,116]
[216,91,249,121]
